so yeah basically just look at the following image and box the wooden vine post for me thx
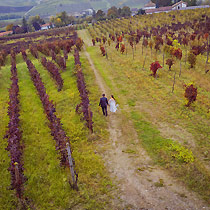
[142,53,147,70]
[88,105,93,133]
[66,143,78,191]
[206,35,209,64]
[179,59,182,77]
[105,45,108,59]
[14,163,26,208]
[172,71,176,93]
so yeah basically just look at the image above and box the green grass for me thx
[84,34,210,203]
[17,55,72,209]
[0,51,116,209]
[131,111,210,202]
[0,57,18,209]
[86,47,116,96]
[86,33,210,161]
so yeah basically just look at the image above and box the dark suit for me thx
[99,96,108,116]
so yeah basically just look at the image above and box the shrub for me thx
[100,45,106,56]
[188,51,196,68]
[120,44,125,54]
[150,61,162,77]
[184,83,197,107]
[166,58,174,70]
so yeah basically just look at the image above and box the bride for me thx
[108,95,118,113]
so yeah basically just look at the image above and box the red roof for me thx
[146,6,172,14]
[144,1,156,7]
[0,31,13,37]
[172,0,187,8]
[41,23,50,27]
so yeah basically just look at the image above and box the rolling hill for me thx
[0,0,147,17]
[0,0,38,7]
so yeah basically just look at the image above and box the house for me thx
[73,12,83,18]
[180,5,210,10]
[145,1,209,14]
[172,1,187,10]
[143,1,156,10]
[145,6,172,14]
[145,0,187,14]
[82,8,95,17]
[41,23,51,30]
[0,31,13,37]
[131,8,139,16]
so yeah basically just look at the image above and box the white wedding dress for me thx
[109,99,118,113]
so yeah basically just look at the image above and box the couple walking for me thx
[99,94,118,116]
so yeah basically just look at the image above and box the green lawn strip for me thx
[79,54,110,141]
[79,53,118,208]
[130,110,210,203]
[17,54,76,209]
[86,46,115,92]
[0,57,17,209]
[30,53,115,208]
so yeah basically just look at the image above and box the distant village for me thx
[0,0,209,37]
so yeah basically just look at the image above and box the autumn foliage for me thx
[150,61,162,77]
[26,59,72,167]
[166,59,174,70]
[5,53,26,199]
[188,52,197,68]
[100,45,106,56]
[171,48,182,60]
[184,84,197,107]
[120,44,125,54]
[74,49,93,132]
[0,50,8,67]
[41,57,64,91]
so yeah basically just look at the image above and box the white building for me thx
[41,23,51,30]
[143,1,156,10]
[172,1,187,10]
[82,8,94,16]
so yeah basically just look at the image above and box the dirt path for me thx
[83,41,209,209]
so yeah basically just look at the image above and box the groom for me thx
[99,93,108,116]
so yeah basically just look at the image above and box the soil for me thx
[83,45,209,210]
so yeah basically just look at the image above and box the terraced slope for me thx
[0,0,147,17]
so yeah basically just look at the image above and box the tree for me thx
[29,15,45,25]
[184,0,197,6]
[15,26,24,34]
[68,15,75,24]
[12,25,20,34]
[32,22,41,31]
[151,0,172,7]
[54,17,63,27]
[137,9,145,15]
[119,6,131,17]
[6,24,13,31]
[59,11,69,26]
[95,10,105,21]
[22,17,28,33]
[107,6,119,19]
[201,0,210,5]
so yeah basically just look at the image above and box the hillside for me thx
[0,0,147,17]
[0,0,38,7]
